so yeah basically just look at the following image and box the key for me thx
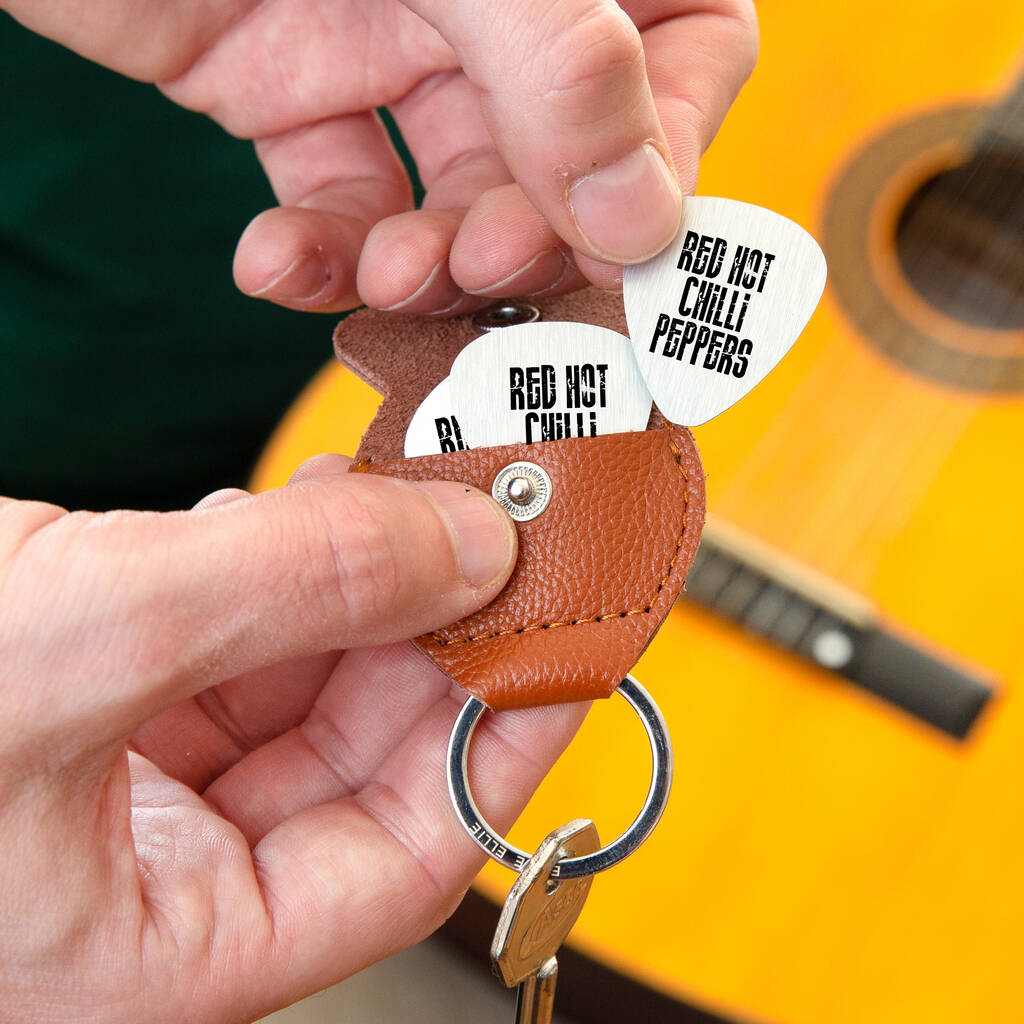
[491,819,600,1024]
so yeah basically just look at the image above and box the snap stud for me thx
[492,462,552,522]
[472,301,541,333]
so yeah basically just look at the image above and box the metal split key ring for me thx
[446,675,672,879]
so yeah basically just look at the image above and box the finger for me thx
[234,112,413,311]
[192,487,250,510]
[126,652,585,1017]
[129,650,342,791]
[248,690,586,1005]
[448,185,588,298]
[287,452,353,484]
[202,642,450,843]
[131,457,358,788]
[358,72,514,314]
[403,0,683,265]
[367,72,581,304]
[640,3,759,194]
[573,248,625,292]
[356,208,482,316]
[389,70,513,211]
[129,682,582,1019]
[6,475,517,739]
[0,0,255,82]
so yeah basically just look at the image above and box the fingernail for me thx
[528,250,573,296]
[379,258,445,311]
[249,251,329,301]
[568,143,682,263]
[464,249,569,296]
[422,292,478,317]
[420,481,517,589]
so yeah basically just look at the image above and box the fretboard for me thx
[683,520,994,739]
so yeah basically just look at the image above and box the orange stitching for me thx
[433,432,694,648]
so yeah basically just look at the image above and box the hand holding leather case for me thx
[334,289,705,710]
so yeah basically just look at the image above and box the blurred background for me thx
[5,0,1024,1021]
[258,940,568,1024]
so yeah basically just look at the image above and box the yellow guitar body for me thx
[254,3,1024,1019]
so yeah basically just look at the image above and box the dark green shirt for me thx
[0,14,338,511]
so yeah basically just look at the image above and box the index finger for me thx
[402,0,756,266]
[638,0,759,193]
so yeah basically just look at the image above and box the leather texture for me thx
[336,289,636,463]
[334,289,706,709]
[355,427,704,709]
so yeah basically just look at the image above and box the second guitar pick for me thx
[447,321,652,448]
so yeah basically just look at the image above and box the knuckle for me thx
[740,27,759,82]
[305,480,418,633]
[677,94,714,152]
[716,0,759,84]
[535,3,645,109]
[0,499,68,568]
[729,1,760,81]
[0,504,80,639]
[0,506,152,752]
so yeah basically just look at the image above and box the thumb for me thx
[404,0,682,264]
[5,475,516,735]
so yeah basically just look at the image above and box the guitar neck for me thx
[684,519,994,739]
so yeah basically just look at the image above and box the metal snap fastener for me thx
[491,462,552,522]
[472,301,541,333]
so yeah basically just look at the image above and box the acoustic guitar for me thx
[253,2,1024,1020]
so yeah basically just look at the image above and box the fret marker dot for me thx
[811,629,855,670]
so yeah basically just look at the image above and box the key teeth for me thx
[515,958,560,1024]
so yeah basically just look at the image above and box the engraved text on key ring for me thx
[446,675,672,879]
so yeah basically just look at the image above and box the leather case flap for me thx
[355,425,704,709]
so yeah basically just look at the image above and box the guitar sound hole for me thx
[895,151,1024,330]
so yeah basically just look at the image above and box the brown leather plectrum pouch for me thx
[334,289,705,710]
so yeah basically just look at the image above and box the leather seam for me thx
[431,432,692,648]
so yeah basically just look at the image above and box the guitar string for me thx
[712,75,1024,557]
[824,96,1024,580]
[814,134,1022,582]
[817,140,1007,579]
[709,279,972,586]
[712,87,1023,594]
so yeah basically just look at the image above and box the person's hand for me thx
[0,456,585,1021]
[4,0,757,313]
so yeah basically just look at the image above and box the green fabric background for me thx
[0,14,420,512]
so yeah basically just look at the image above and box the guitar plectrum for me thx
[447,321,652,448]
[623,196,826,426]
[404,376,472,456]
